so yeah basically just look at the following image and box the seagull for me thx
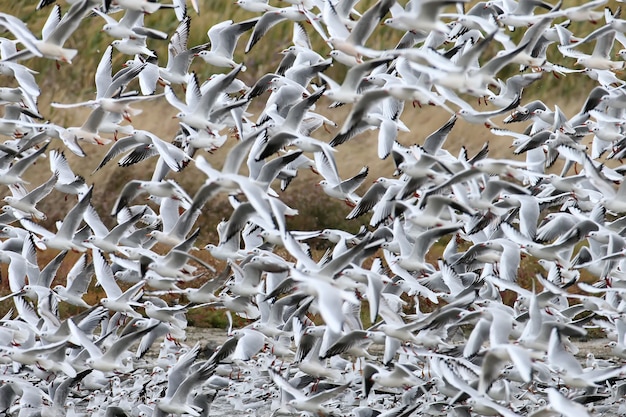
[196,18,258,70]
[142,300,189,329]
[0,142,48,186]
[157,16,209,86]
[319,57,393,104]
[363,362,423,396]
[317,165,368,206]
[113,129,192,171]
[52,92,163,124]
[446,89,522,128]
[332,89,391,145]
[3,173,57,220]
[155,361,217,416]
[111,37,156,57]
[244,6,308,53]
[63,107,112,146]
[0,339,71,373]
[114,0,176,14]
[48,149,89,197]
[561,27,624,71]
[168,65,247,132]
[93,249,144,316]
[0,58,40,97]
[93,7,168,41]
[69,319,158,373]
[110,179,191,217]
[384,0,469,34]
[269,368,349,415]
[83,207,144,253]
[0,4,91,64]
[555,0,607,23]
[37,186,93,252]
[328,0,397,58]
[52,254,94,308]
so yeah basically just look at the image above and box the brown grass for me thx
[0,0,617,323]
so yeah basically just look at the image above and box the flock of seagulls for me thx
[4,0,626,416]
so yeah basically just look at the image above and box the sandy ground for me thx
[136,328,618,416]
[162,327,614,360]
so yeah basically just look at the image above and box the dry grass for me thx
[0,0,617,323]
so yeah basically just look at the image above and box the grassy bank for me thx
[0,0,612,326]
